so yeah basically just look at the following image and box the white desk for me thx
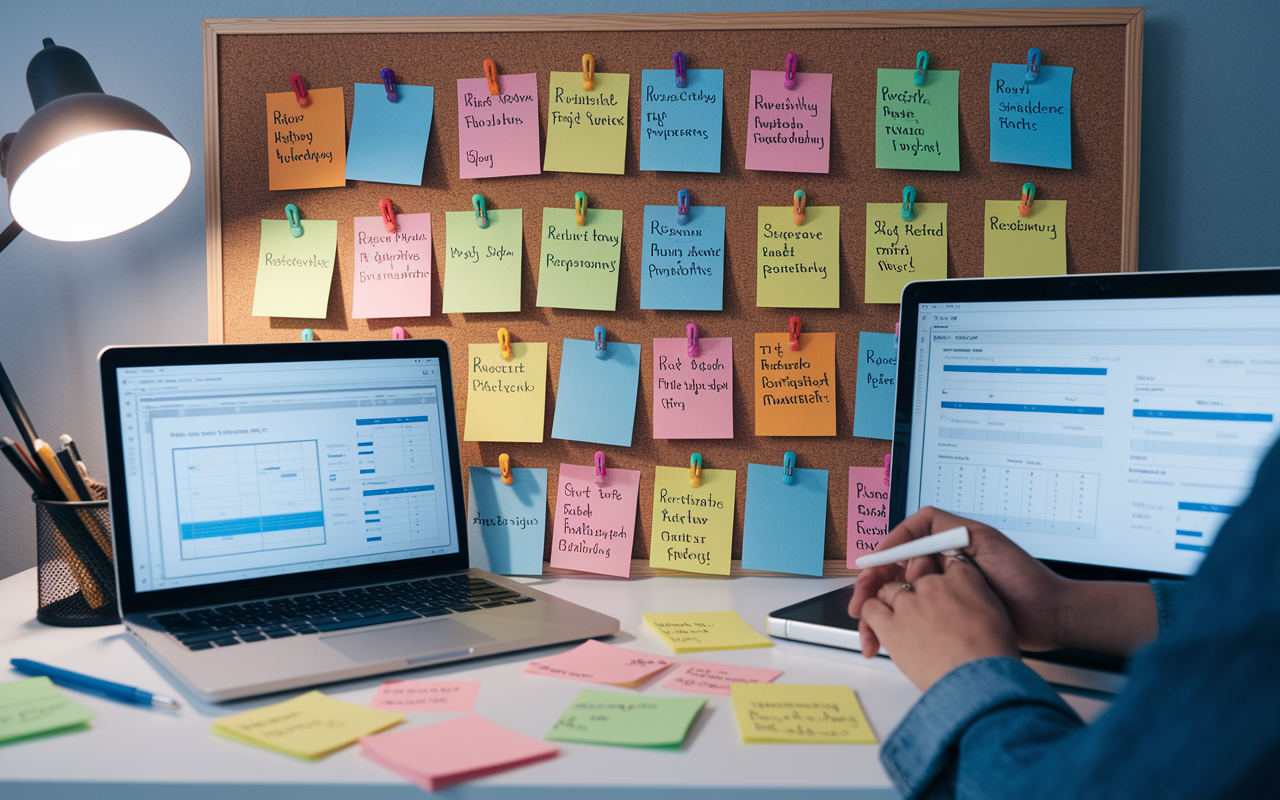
[0,568,1110,799]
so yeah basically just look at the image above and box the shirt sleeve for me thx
[1149,578,1189,632]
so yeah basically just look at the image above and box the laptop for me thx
[768,268,1280,692]
[100,340,618,703]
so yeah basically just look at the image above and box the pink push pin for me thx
[686,322,700,359]
[392,327,407,339]
[594,451,606,485]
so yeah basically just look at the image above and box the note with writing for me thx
[266,87,345,190]
[984,200,1067,278]
[853,331,898,440]
[640,204,726,310]
[251,219,338,318]
[875,69,960,171]
[442,208,523,313]
[989,64,1073,169]
[212,690,402,759]
[731,684,877,744]
[345,83,434,185]
[0,677,94,744]
[652,336,733,439]
[351,213,432,318]
[754,331,837,436]
[643,610,773,653]
[649,465,736,575]
[639,68,724,172]
[549,463,641,577]
[757,205,839,308]
[745,70,833,173]
[662,661,782,697]
[546,689,705,748]
[848,466,891,567]
[526,639,675,688]
[457,73,541,178]
[535,207,624,311]
[865,202,948,304]
[467,466,548,575]
[741,462,829,576]
[543,71,630,174]
[550,337,642,447]
[464,342,547,442]
[369,680,481,713]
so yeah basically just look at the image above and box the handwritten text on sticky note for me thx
[853,331,897,440]
[467,466,547,576]
[754,331,837,436]
[848,466,891,566]
[266,87,346,190]
[369,680,481,713]
[535,208,623,311]
[464,342,547,443]
[543,72,630,174]
[745,70,833,173]
[526,639,675,688]
[757,205,840,308]
[875,69,960,172]
[352,212,432,318]
[212,690,403,759]
[649,466,736,575]
[653,336,733,440]
[989,64,1073,169]
[984,200,1067,278]
[442,208,523,313]
[251,219,338,319]
[549,463,641,577]
[663,661,783,697]
[731,684,877,744]
[457,73,541,179]
[640,204,726,310]
[546,689,706,747]
[643,610,773,653]
[865,202,948,304]
[639,69,724,173]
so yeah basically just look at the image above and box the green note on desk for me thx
[251,219,339,318]
[0,677,94,744]
[546,689,705,748]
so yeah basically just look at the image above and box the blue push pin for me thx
[594,325,608,359]
[676,189,690,225]
[901,186,916,221]
[914,51,929,86]
[673,52,687,88]
[301,328,314,341]
[1025,48,1041,83]
[782,451,797,485]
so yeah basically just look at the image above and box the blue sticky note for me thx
[989,64,1073,169]
[551,337,642,446]
[853,332,898,440]
[640,204,726,310]
[345,83,435,185]
[467,467,548,575]
[638,69,725,173]
[741,463,829,576]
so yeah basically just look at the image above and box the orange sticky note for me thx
[266,87,347,191]
[754,331,837,436]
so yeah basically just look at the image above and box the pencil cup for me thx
[33,484,119,626]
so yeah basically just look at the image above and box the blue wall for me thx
[1,1,1277,577]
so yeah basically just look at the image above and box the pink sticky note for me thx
[352,212,432,318]
[526,639,675,687]
[369,680,481,713]
[361,714,558,792]
[549,463,641,577]
[653,336,734,439]
[457,73,542,179]
[744,70,833,174]
[848,465,891,567]
[662,660,783,696]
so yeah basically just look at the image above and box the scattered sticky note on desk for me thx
[362,715,559,792]
[212,690,402,759]
[251,218,338,318]
[649,465,736,575]
[442,208,523,313]
[535,207,624,311]
[0,677,94,744]
[546,689,705,748]
[467,465,548,576]
[757,204,840,308]
[351,212,432,319]
[457,73,541,179]
[369,680,481,713]
[741,461,829,576]
[875,69,960,172]
[989,63,1073,169]
[848,465,891,567]
[852,331,899,441]
[549,463,641,577]
[643,610,773,653]
[731,684,877,744]
[543,71,630,174]
[639,68,724,172]
[464,341,548,442]
[526,639,675,688]
[865,202,948,304]
[266,87,346,190]
[345,83,434,185]
[652,336,733,440]
[550,337,642,447]
[744,69,833,173]
[984,200,1067,278]
[663,661,782,697]
[640,204,726,310]
[754,331,837,436]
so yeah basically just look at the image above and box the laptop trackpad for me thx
[321,619,495,663]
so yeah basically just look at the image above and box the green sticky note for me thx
[0,677,94,744]
[984,200,1067,278]
[535,207,623,310]
[543,71,630,174]
[545,689,705,748]
[865,202,948,304]
[875,69,960,171]
[251,219,339,318]
[757,205,840,308]
[442,208,523,313]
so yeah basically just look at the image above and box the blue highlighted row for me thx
[1178,502,1236,514]
[941,401,1104,416]
[356,416,429,426]
[367,536,382,542]
[359,469,375,474]
[357,441,373,447]
[180,511,325,540]
[1175,542,1210,554]
[1175,530,1203,538]
[362,484,434,497]
[1133,409,1273,422]
[358,450,373,455]
[943,365,1107,376]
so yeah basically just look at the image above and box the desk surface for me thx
[0,568,1110,799]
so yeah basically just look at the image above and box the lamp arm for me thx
[0,220,21,254]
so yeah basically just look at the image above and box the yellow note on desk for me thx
[212,690,402,759]
[731,684,877,744]
[984,200,1067,278]
[643,610,772,653]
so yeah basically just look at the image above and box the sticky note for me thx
[543,71,630,174]
[643,611,773,653]
[757,205,840,308]
[0,677,94,744]
[442,208,523,313]
[266,87,346,190]
[989,64,1073,169]
[731,684,877,744]
[663,661,783,697]
[467,466,548,575]
[361,715,559,792]
[351,212,432,319]
[649,465,736,575]
[639,69,725,172]
[754,331,837,437]
[640,204,726,311]
[848,466,891,567]
[652,336,733,440]
[212,690,402,759]
[741,462,829,576]
[875,69,960,171]
[550,338,642,447]
[744,70,833,173]
[546,689,705,748]
[345,83,434,185]
[984,200,1067,278]
[526,639,675,688]
[865,202,948,304]
[853,331,898,440]
[369,680,481,713]
[457,73,541,179]
[548,463,641,577]
[251,219,338,318]
[535,208,624,311]
[464,342,548,442]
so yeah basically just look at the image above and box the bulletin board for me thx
[202,10,1143,575]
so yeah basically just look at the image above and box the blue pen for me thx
[11,659,181,710]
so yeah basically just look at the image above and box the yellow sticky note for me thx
[212,690,402,759]
[464,342,548,442]
[754,331,837,436]
[251,219,338,318]
[649,466,737,575]
[984,200,1067,278]
[757,205,840,308]
[543,72,630,174]
[266,87,346,191]
[731,684,877,744]
[643,610,773,653]
[865,202,948,304]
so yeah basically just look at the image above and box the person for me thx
[848,442,1280,798]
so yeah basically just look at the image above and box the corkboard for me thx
[203,11,1143,574]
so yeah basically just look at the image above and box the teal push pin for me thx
[1025,48,1042,83]
[782,451,797,485]
[901,186,916,221]
[914,51,929,86]
[472,194,488,229]
[690,453,702,488]
[285,203,303,238]
[301,328,314,341]
[594,325,608,359]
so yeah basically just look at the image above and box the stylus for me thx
[854,526,970,569]
[11,659,181,711]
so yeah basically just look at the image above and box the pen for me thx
[56,448,92,501]
[58,433,83,464]
[0,361,53,488]
[854,526,970,569]
[34,439,112,558]
[2,436,49,498]
[10,659,181,711]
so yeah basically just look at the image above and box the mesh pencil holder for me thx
[34,481,119,626]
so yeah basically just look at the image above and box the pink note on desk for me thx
[662,660,783,696]
[526,639,675,688]
[369,680,480,713]
[549,463,641,578]
[848,465,891,567]
[351,212,432,318]
[652,336,734,439]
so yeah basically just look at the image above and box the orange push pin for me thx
[499,453,514,485]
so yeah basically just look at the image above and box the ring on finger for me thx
[900,582,914,592]
[940,549,973,564]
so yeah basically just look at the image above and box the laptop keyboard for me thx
[151,574,534,651]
